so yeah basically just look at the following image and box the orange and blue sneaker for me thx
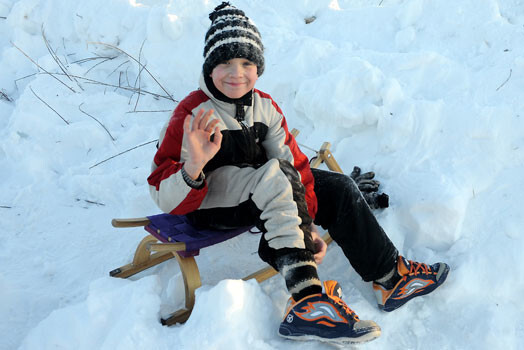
[278,280,381,345]
[373,256,450,312]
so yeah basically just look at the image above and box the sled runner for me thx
[110,129,343,326]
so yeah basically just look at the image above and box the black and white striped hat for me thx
[203,2,265,77]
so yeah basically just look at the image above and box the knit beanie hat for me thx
[203,2,265,77]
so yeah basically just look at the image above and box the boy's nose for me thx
[229,63,243,76]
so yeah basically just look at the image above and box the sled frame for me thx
[109,129,343,326]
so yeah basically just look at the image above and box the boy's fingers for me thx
[192,109,205,131]
[212,127,222,146]
[205,119,220,133]
[199,110,212,130]
[195,109,214,130]
[183,114,192,133]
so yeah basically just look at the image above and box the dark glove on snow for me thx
[350,166,389,209]
[363,192,389,209]
[350,166,380,192]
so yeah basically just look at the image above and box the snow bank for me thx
[1,0,524,349]
[19,277,280,350]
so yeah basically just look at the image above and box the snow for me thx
[1,0,523,349]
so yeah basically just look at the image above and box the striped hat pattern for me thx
[203,2,265,76]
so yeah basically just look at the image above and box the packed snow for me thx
[1,0,524,349]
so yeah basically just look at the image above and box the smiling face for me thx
[210,58,258,99]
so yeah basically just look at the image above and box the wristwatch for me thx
[181,167,205,189]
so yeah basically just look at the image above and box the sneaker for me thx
[278,280,381,345]
[373,256,450,312]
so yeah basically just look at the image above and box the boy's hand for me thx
[311,224,327,265]
[183,109,223,179]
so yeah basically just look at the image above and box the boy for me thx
[148,2,449,345]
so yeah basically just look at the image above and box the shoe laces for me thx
[329,295,360,322]
[407,259,433,276]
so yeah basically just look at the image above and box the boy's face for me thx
[210,58,258,99]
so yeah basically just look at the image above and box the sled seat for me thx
[109,129,342,326]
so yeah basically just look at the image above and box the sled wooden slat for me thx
[112,217,151,228]
[109,130,341,326]
[148,242,187,253]
[242,266,277,283]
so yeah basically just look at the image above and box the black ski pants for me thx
[187,164,398,282]
[311,168,398,281]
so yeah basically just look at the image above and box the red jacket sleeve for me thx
[147,91,210,215]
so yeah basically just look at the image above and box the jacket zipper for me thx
[235,104,255,161]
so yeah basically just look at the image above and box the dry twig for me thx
[71,55,116,65]
[78,103,116,141]
[107,59,130,78]
[126,110,171,114]
[496,69,512,91]
[30,86,70,125]
[79,199,106,206]
[11,41,77,93]
[28,72,175,101]
[89,139,158,169]
[0,90,13,102]
[42,26,83,91]
[15,72,38,89]
[89,41,176,102]
[130,39,147,111]
[85,56,116,75]
[14,68,171,102]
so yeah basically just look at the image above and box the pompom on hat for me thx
[203,2,265,77]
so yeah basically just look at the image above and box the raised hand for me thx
[183,109,223,179]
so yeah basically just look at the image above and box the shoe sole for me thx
[278,328,381,345]
[380,264,451,312]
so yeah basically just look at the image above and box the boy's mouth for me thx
[225,82,245,87]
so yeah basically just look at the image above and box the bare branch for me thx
[129,63,146,105]
[30,85,70,125]
[78,103,116,141]
[107,59,130,78]
[89,41,176,102]
[116,71,123,91]
[62,38,69,64]
[11,41,77,93]
[89,139,158,169]
[126,110,171,114]
[16,70,177,102]
[42,27,72,81]
[71,56,116,65]
[125,66,131,86]
[85,56,116,75]
[15,72,39,91]
[0,90,13,102]
[496,69,512,91]
[0,205,12,209]
[133,39,147,111]
[41,27,84,91]
[48,72,176,101]
[85,200,105,206]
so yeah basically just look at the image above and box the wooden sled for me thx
[110,129,344,326]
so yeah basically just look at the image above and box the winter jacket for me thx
[147,74,317,219]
